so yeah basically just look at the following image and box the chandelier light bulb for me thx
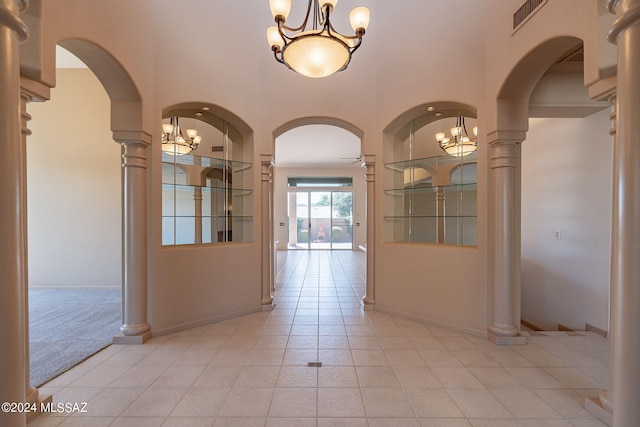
[162,123,174,134]
[349,6,370,32]
[267,26,284,50]
[270,0,291,20]
[321,0,338,10]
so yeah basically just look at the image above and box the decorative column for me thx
[0,1,28,425]
[606,1,640,425]
[585,95,617,426]
[113,132,152,344]
[288,192,297,247]
[487,133,526,345]
[261,154,275,310]
[362,155,375,310]
[194,188,203,244]
[436,188,445,243]
[20,80,54,420]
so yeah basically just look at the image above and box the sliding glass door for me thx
[288,190,353,250]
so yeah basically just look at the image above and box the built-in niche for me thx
[384,106,477,245]
[161,108,252,245]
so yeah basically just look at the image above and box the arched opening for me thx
[273,119,365,252]
[26,39,147,385]
[160,102,254,246]
[492,36,611,336]
[383,102,478,246]
[518,45,611,333]
[271,117,367,305]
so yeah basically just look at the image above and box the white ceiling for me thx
[275,124,361,168]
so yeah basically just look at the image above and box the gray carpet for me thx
[29,288,121,387]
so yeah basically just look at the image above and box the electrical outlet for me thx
[553,229,561,240]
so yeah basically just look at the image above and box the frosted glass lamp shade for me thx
[162,123,174,134]
[186,128,198,139]
[267,26,284,49]
[270,0,291,19]
[321,0,338,10]
[435,132,446,142]
[283,32,350,78]
[162,143,193,156]
[473,126,478,136]
[349,7,370,32]
[451,126,461,137]
[193,135,202,144]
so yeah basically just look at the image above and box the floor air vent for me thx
[513,0,547,32]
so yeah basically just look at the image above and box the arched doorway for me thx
[26,45,123,386]
[272,118,366,253]
[271,117,370,304]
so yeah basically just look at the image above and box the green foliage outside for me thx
[331,226,343,241]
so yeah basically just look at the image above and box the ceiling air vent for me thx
[513,0,547,33]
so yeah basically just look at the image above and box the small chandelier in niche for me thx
[161,117,201,156]
[435,116,478,157]
[267,0,371,79]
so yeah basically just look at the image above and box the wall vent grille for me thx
[513,0,547,31]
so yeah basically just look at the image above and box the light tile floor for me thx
[29,250,608,426]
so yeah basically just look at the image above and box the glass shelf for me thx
[162,152,252,172]
[384,215,478,220]
[384,183,477,197]
[163,215,253,220]
[162,183,252,196]
[385,151,477,172]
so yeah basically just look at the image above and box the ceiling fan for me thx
[340,155,362,164]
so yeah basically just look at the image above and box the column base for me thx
[26,394,52,422]
[585,397,612,426]
[113,331,152,345]
[262,302,276,311]
[361,297,375,311]
[488,331,527,345]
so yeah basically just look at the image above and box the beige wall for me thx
[27,68,121,288]
[521,109,612,331]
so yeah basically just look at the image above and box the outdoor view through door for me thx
[287,177,354,250]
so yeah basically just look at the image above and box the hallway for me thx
[31,250,607,426]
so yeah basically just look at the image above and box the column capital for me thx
[21,77,51,102]
[608,1,640,43]
[489,140,518,170]
[362,154,375,183]
[261,154,274,182]
[486,130,526,146]
[0,0,28,42]
[113,130,152,146]
[261,154,274,167]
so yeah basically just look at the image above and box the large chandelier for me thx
[435,116,478,157]
[266,0,371,78]
[161,117,201,156]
